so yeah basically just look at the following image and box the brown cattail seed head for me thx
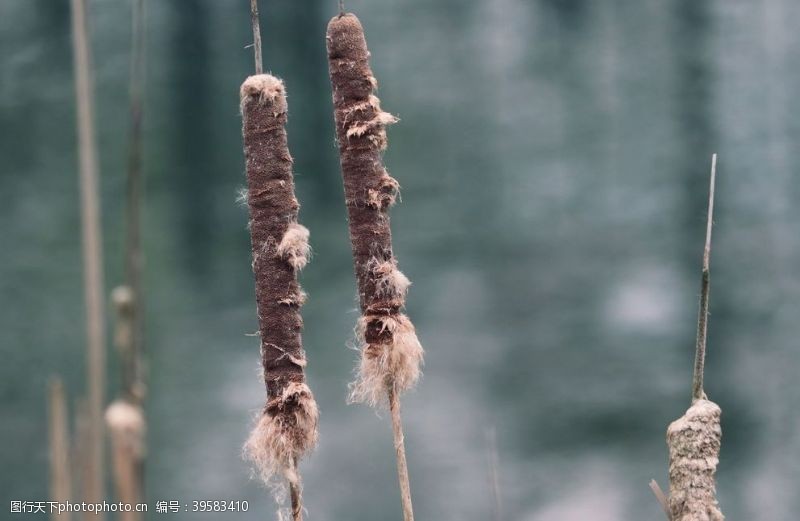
[240,73,318,486]
[667,399,724,521]
[327,14,423,408]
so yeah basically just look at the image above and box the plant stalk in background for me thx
[49,378,72,521]
[104,2,148,517]
[327,13,424,521]
[70,0,106,514]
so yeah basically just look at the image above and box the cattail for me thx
[239,71,318,520]
[667,399,723,520]
[327,13,423,521]
[665,155,724,521]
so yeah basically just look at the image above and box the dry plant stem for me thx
[107,288,145,521]
[250,0,263,75]
[389,384,414,521]
[240,75,318,509]
[124,0,147,400]
[648,479,670,520]
[70,0,106,513]
[49,378,72,521]
[692,153,717,402]
[289,457,302,521]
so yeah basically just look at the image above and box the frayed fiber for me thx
[243,382,319,487]
[349,314,424,407]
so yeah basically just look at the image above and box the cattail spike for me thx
[240,72,318,515]
[327,13,422,521]
[667,399,724,520]
[666,154,724,520]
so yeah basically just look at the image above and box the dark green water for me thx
[2,0,799,519]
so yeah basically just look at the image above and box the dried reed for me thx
[327,13,423,521]
[70,0,106,514]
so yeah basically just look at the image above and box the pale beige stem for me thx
[70,0,106,514]
[388,383,414,521]
[649,479,670,520]
[49,378,72,521]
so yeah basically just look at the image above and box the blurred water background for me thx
[2,0,800,519]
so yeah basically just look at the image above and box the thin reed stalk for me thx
[105,1,148,512]
[240,5,318,518]
[123,0,147,402]
[49,378,72,521]
[70,0,106,514]
[666,154,724,521]
[327,13,423,521]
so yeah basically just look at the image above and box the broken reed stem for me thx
[327,14,423,521]
[665,154,723,521]
[692,153,716,402]
[250,0,263,75]
[49,378,72,521]
[648,479,670,520]
[70,0,106,514]
[239,74,318,518]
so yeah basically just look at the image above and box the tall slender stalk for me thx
[692,153,716,402]
[666,154,724,521]
[105,2,148,513]
[49,378,72,521]
[240,4,318,520]
[123,0,147,402]
[249,0,262,75]
[326,13,423,521]
[70,0,106,514]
